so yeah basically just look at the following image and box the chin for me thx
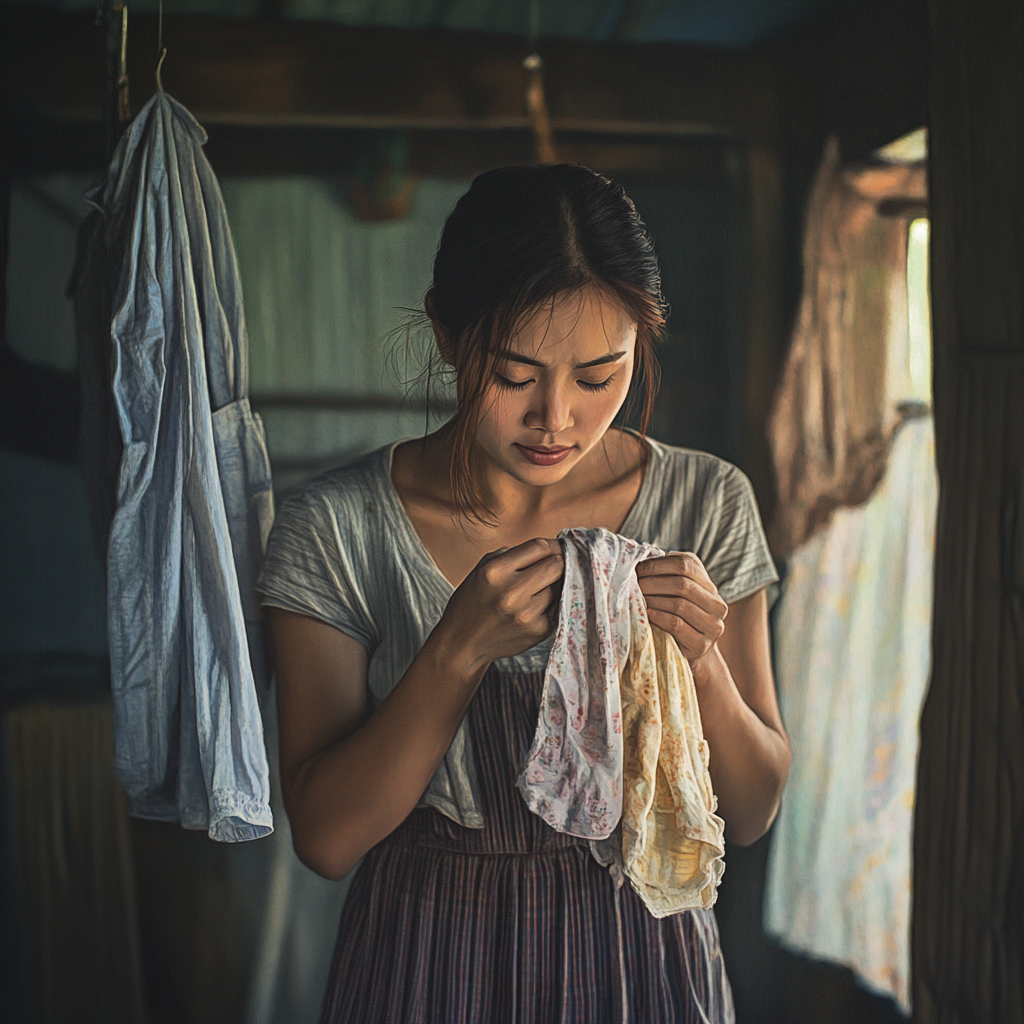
[511,461,576,486]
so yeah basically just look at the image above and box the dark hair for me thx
[428,163,665,519]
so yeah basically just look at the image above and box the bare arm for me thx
[691,590,790,845]
[637,555,790,846]
[270,538,563,880]
[270,610,481,879]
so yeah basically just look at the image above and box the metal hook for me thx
[156,47,167,92]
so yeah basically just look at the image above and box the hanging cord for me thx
[523,0,556,164]
[527,0,540,52]
[116,5,129,120]
[116,6,130,119]
[102,1,130,158]
[155,0,167,91]
[523,55,555,165]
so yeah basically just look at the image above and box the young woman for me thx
[258,164,790,1024]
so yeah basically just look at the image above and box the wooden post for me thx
[742,140,784,518]
[912,0,1024,1019]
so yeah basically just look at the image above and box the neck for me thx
[469,448,563,523]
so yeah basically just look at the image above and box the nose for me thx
[524,380,574,435]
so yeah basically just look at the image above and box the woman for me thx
[258,164,790,1023]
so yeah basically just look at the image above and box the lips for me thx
[515,444,574,466]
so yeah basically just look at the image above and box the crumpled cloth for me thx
[518,528,726,917]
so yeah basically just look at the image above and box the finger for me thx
[644,596,726,642]
[647,608,709,657]
[635,551,713,583]
[637,574,728,617]
[478,539,560,587]
[509,584,560,638]
[526,582,561,622]
[636,552,717,593]
[502,537,563,572]
[514,549,565,593]
[509,555,565,600]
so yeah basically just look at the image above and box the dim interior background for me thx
[0,1,957,1023]
[2,147,766,1024]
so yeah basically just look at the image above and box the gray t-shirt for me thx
[257,435,778,829]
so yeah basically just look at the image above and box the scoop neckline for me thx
[377,430,659,595]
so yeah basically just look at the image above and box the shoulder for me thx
[641,436,756,521]
[258,446,397,647]
[264,446,396,579]
[638,436,777,602]
[273,445,391,538]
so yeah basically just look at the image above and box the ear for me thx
[425,290,456,366]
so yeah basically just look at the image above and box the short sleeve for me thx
[692,463,778,604]
[257,488,378,651]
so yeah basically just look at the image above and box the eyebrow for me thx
[502,350,628,370]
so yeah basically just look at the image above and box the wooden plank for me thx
[0,9,776,141]
[249,393,455,413]
[912,0,1024,1019]
[1,106,736,182]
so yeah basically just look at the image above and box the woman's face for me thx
[472,285,637,488]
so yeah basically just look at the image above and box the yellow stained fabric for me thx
[619,598,726,917]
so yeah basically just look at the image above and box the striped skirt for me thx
[321,669,734,1024]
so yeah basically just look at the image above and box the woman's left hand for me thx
[635,552,728,664]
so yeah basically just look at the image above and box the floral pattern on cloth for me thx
[518,527,726,918]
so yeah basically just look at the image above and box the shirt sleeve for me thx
[256,487,378,651]
[692,462,779,604]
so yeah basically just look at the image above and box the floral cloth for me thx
[518,528,726,917]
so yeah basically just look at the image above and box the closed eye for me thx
[494,374,533,392]
[495,373,616,393]
[578,375,615,392]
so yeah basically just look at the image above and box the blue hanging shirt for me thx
[93,92,274,841]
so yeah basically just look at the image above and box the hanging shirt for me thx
[88,92,274,841]
[518,528,726,917]
[764,415,937,1010]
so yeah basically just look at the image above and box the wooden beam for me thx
[249,393,455,413]
[1,106,738,183]
[0,9,777,141]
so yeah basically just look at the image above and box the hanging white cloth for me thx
[764,414,937,1010]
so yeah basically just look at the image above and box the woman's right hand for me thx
[272,538,562,879]
[436,538,564,673]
